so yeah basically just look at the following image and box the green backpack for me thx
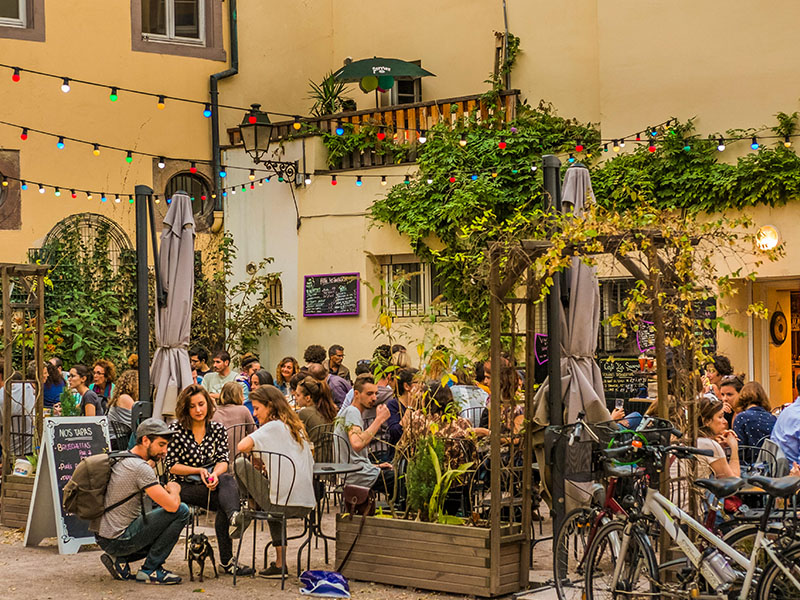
[62,451,143,531]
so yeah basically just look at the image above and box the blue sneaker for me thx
[100,554,133,580]
[135,568,182,585]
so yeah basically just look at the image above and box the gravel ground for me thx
[0,510,554,600]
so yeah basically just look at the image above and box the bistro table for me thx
[296,462,362,574]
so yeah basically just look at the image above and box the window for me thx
[390,78,422,105]
[598,278,640,355]
[164,172,210,216]
[0,169,6,209]
[380,260,450,318]
[0,0,25,27]
[142,0,203,43]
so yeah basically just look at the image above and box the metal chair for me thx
[232,450,299,589]
[459,406,485,428]
[9,414,34,457]
[108,420,132,451]
[224,422,257,467]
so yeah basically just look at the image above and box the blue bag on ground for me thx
[299,570,351,598]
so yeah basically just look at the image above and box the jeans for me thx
[372,467,395,496]
[179,475,240,563]
[96,503,191,573]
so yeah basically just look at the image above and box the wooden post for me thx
[488,243,503,595]
[646,240,670,563]
[2,266,12,478]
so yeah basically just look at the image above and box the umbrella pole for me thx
[134,185,154,418]
[542,155,565,534]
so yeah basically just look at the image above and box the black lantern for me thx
[239,103,273,164]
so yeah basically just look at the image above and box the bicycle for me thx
[584,439,800,600]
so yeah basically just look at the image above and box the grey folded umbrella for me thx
[150,192,195,418]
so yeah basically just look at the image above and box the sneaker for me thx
[135,568,182,585]
[259,562,284,579]
[229,510,251,539]
[100,554,132,580]
[220,558,255,577]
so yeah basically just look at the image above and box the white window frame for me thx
[142,0,205,46]
[0,0,26,28]
[381,259,451,319]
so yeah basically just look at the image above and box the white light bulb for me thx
[61,78,70,93]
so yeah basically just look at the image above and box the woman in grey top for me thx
[107,370,137,447]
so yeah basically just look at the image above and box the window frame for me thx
[598,277,641,355]
[164,170,211,216]
[141,0,205,46]
[131,0,225,61]
[0,0,26,28]
[380,258,451,319]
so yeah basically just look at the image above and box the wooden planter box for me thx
[335,515,524,597]
[1,474,34,529]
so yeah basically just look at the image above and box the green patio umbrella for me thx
[334,57,435,93]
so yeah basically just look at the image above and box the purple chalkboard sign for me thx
[303,273,360,317]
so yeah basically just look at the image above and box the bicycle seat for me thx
[747,475,800,498]
[693,477,745,498]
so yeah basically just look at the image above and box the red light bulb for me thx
[11,68,20,82]
[377,132,386,141]
[331,176,337,186]
[498,140,507,149]
[248,114,257,124]
[190,162,197,174]
[576,144,584,152]
[200,195,207,201]
[20,129,28,141]
[648,143,656,153]
[449,176,456,183]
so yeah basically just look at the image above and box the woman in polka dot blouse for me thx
[165,383,254,576]
[731,380,776,464]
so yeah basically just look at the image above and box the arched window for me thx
[35,213,133,271]
[164,172,211,215]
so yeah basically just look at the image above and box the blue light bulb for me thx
[203,103,212,118]
[471,174,478,181]
[751,137,759,150]
[219,168,227,178]
[335,126,344,136]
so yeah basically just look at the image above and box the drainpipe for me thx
[211,0,239,213]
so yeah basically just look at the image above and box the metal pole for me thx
[135,185,153,412]
[542,154,566,533]
[147,195,166,308]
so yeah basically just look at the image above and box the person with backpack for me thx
[94,418,190,584]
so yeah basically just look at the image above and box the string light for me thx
[114,194,121,203]
[619,139,626,148]
[153,194,159,203]
[575,142,584,152]
[683,142,691,151]
[158,157,166,169]
[241,184,246,192]
[247,111,257,125]
[250,182,254,190]
[568,154,575,163]
[125,151,133,163]
[498,139,507,150]
[56,136,65,149]
[293,116,302,130]
[203,103,212,118]
[404,175,410,185]
[784,135,792,148]
[380,175,387,186]
[54,187,61,197]
[109,87,118,102]
[21,181,27,190]
[38,184,45,194]
[418,130,427,144]
[101,194,107,202]
[11,67,20,82]
[648,141,656,153]
[190,162,197,174]
[331,175,337,186]
[93,144,100,156]
[603,143,608,152]
[471,173,478,180]
[531,165,537,171]
[751,137,759,150]
[71,189,77,198]
[60,77,70,93]
[20,128,28,141]
[129,195,134,204]
[449,175,456,183]
[377,132,386,141]
[87,191,92,200]
[612,140,620,152]
[257,179,263,186]
[1,176,6,187]
[356,176,363,186]
[426,176,434,184]
[635,133,641,141]
[335,122,344,136]
[717,138,726,152]
[459,133,467,147]
[304,173,312,185]
[157,95,166,110]
[248,169,255,181]
[219,166,227,177]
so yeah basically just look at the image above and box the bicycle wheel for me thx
[554,507,606,600]
[585,520,660,600]
[724,522,783,574]
[756,543,800,600]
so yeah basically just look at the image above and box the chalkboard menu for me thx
[303,273,360,317]
[25,417,110,554]
[599,357,648,400]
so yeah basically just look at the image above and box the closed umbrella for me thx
[150,192,195,419]
[533,166,610,506]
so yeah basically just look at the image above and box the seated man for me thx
[771,373,800,466]
[95,418,190,585]
[334,376,394,494]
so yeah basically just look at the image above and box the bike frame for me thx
[611,486,800,599]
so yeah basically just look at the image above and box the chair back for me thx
[108,420,133,451]
[9,414,33,457]
[307,422,335,456]
[758,437,790,477]
[225,422,257,466]
[315,431,352,465]
[233,450,296,514]
[459,406,484,428]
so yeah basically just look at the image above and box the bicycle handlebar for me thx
[600,443,713,461]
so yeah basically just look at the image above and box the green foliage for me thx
[35,218,140,366]
[191,232,294,357]
[58,386,80,417]
[427,444,472,524]
[405,434,445,517]
[370,101,600,342]
[308,71,351,117]
[321,121,410,169]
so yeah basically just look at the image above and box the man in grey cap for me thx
[96,418,190,585]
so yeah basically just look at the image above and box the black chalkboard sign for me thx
[599,357,648,400]
[25,417,110,554]
[303,273,360,317]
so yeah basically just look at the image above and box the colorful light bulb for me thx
[471,174,478,180]
[190,162,197,174]
[54,188,61,197]
[576,143,584,152]
[20,128,28,141]
[568,154,575,163]
[219,166,227,178]
[61,77,71,93]
[38,184,45,194]
[125,151,133,163]
[56,136,65,149]
[377,132,386,141]
[21,181,27,190]
[717,138,726,152]
[158,157,166,169]
[93,144,100,156]
[11,67,20,82]
[249,169,255,181]
[71,190,77,198]
[751,137,759,150]
[335,123,344,136]
[459,133,467,147]
[203,103,212,118]
[331,175,337,186]
[304,174,312,185]
[293,117,302,130]
[449,175,456,183]
[114,195,121,203]
[404,175,410,185]
[498,139,507,150]
[157,95,166,110]
[356,176,363,186]
[418,130,427,144]
[784,136,792,148]
[109,87,118,102]
[380,176,387,186]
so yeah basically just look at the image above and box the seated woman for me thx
[69,364,105,416]
[732,380,776,463]
[479,364,524,436]
[696,395,740,479]
[107,369,138,448]
[235,385,315,578]
[274,356,299,398]
[42,362,65,410]
[295,376,337,447]
[385,368,417,446]
[212,382,256,461]
[165,384,254,576]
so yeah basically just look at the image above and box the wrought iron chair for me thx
[108,420,132,451]
[232,450,300,589]
[224,422,257,467]
[459,406,485,428]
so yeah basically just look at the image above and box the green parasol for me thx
[334,57,435,93]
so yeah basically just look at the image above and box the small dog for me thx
[188,532,218,582]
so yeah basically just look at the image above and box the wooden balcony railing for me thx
[227,89,520,170]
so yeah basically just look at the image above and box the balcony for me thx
[227,89,520,171]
